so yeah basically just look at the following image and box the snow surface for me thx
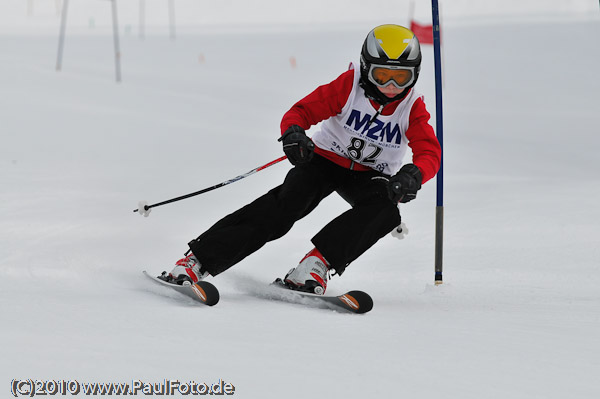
[1,1,600,398]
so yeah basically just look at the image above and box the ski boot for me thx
[284,248,330,295]
[161,253,208,286]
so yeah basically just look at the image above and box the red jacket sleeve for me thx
[280,69,354,134]
[406,97,441,184]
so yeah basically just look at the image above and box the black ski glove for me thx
[278,125,315,165]
[388,164,423,203]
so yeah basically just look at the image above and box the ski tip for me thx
[196,281,220,306]
[143,270,220,306]
[341,290,373,314]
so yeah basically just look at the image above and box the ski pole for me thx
[134,155,288,217]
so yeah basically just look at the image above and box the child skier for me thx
[166,24,441,295]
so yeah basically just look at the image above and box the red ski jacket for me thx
[281,69,441,183]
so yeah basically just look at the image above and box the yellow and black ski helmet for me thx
[359,24,422,104]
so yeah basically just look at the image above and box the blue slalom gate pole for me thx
[431,0,444,285]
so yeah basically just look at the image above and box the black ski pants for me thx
[188,154,401,276]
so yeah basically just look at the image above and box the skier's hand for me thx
[278,125,315,165]
[388,164,422,203]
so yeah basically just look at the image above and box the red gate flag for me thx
[410,20,434,45]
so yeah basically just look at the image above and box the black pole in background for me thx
[111,0,122,83]
[56,0,69,71]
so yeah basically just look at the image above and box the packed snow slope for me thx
[1,4,599,399]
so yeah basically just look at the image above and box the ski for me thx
[142,272,371,313]
[142,271,220,306]
[267,278,373,314]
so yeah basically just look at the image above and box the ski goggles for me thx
[367,65,415,89]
